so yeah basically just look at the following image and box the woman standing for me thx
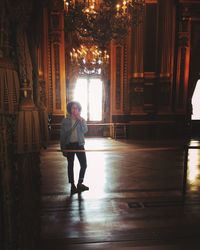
[60,101,89,194]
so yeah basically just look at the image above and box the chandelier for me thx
[70,44,109,75]
[64,0,145,47]
[64,0,144,75]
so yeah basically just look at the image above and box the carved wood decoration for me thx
[54,43,62,109]
[175,1,200,114]
[48,30,54,113]
[49,0,67,117]
[123,39,129,113]
[111,41,121,116]
[112,0,179,120]
[143,2,158,113]
[130,22,144,79]
[130,18,144,114]
[175,19,191,112]
[157,0,175,111]
[53,0,199,135]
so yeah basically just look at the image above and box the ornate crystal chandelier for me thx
[70,44,109,75]
[64,0,144,74]
[64,0,145,47]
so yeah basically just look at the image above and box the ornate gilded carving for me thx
[131,22,144,78]
[48,37,53,113]
[123,42,129,113]
[48,8,66,116]
[54,44,62,109]
[175,12,191,111]
[158,0,175,78]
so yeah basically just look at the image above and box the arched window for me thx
[74,78,103,121]
[192,79,200,120]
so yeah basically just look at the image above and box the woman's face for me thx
[71,104,80,116]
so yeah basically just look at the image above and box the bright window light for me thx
[74,78,103,121]
[74,78,88,120]
[192,80,200,120]
[89,78,102,121]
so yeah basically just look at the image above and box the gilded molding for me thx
[53,44,62,110]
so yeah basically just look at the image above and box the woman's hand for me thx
[75,113,83,122]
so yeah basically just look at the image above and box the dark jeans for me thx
[64,143,87,184]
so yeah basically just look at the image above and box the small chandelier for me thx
[70,44,109,75]
[64,0,145,48]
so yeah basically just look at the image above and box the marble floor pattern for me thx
[40,138,200,250]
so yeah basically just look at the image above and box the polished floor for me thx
[41,138,200,250]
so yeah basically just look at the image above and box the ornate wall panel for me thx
[130,79,144,113]
[157,0,175,112]
[130,1,159,115]
[110,41,124,117]
[49,1,66,116]
[41,7,50,110]
[144,2,158,73]
[175,19,191,112]
[48,32,53,113]
[130,0,176,115]
[130,23,144,79]
[53,43,62,109]
[123,39,130,113]
[143,1,158,113]
[129,18,144,114]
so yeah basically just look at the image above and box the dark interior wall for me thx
[189,21,200,99]
[114,1,200,139]
[144,4,158,73]
[189,19,200,138]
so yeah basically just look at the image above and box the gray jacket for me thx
[60,115,88,149]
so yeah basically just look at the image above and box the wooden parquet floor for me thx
[40,138,200,250]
